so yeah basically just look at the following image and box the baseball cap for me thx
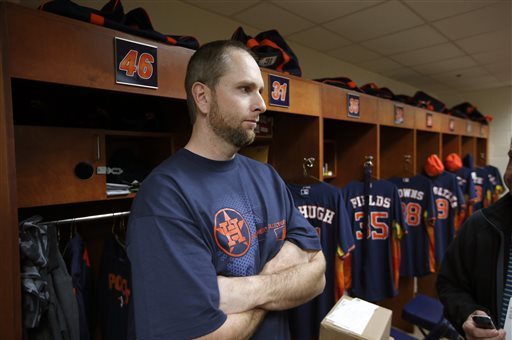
[424,154,444,177]
[444,153,462,172]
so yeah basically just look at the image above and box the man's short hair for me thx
[185,40,255,124]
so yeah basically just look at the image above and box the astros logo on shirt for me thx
[214,208,251,257]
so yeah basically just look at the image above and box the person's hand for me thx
[462,310,506,340]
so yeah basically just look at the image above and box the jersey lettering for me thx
[401,202,421,227]
[108,273,131,306]
[432,186,458,208]
[349,195,391,209]
[436,198,449,220]
[354,211,390,240]
[397,188,425,200]
[297,205,335,224]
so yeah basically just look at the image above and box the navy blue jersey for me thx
[287,182,354,340]
[98,235,131,340]
[64,234,94,340]
[127,149,321,339]
[427,171,465,263]
[485,165,505,202]
[341,180,405,302]
[389,176,436,277]
[451,166,477,204]
[473,167,494,211]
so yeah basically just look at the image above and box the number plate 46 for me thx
[115,37,158,89]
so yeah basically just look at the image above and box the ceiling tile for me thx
[323,0,424,42]
[494,73,512,83]
[414,56,478,75]
[398,75,439,88]
[380,67,422,79]
[472,50,511,65]
[431,66,491,83]
[328,44,381,63]
[403,0,498,21]
[456,29,512,54]
[443,75,500,88]
[362,25,446,55]
[357,58,403,73]
[270,0,384,24]
[183,0,261,16]
[484,61,512,76]
[233,2,313,35]
[391,43,465,66]
[287,26,351,51]
[432,1,512,40]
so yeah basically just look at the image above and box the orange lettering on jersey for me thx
[108,273,131,307]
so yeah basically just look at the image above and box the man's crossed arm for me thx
[197,241,325,339]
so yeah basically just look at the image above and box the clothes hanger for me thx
[303,157,321,182]
[403,154,414,178]
[113,215,126,248]
[363,155,379,181]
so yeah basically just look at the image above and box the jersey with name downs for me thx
[287,182,354,340]
[127,149,321,340]
[388,176,436,277]
[341,180,405,302]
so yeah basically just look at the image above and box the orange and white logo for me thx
[214,208,251,257]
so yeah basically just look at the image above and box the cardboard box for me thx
[320,296,392,340]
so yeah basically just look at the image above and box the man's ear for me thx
[191,82,212,116]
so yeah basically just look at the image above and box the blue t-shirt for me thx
[287,182,354,340]
[126,149,321,339]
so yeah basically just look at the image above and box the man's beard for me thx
[208,99,255,148]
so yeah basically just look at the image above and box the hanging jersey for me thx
[427,171,465,264]
[98,235,131,340]
[450,166,477,225]
[341,180,405,302]
[64,233,94,340]
[451,166,477,204]
[473,167,494,211]
[287,182,354,340]
[388,176,436,277]
[485,165,505,202]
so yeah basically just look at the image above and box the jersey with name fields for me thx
[427,171,465,264]
[341,180,405,302]
[287,182,354,340]
[388,176,436,277]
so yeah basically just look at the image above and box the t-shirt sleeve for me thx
[283,183,321,251]
[127,213,226,339]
